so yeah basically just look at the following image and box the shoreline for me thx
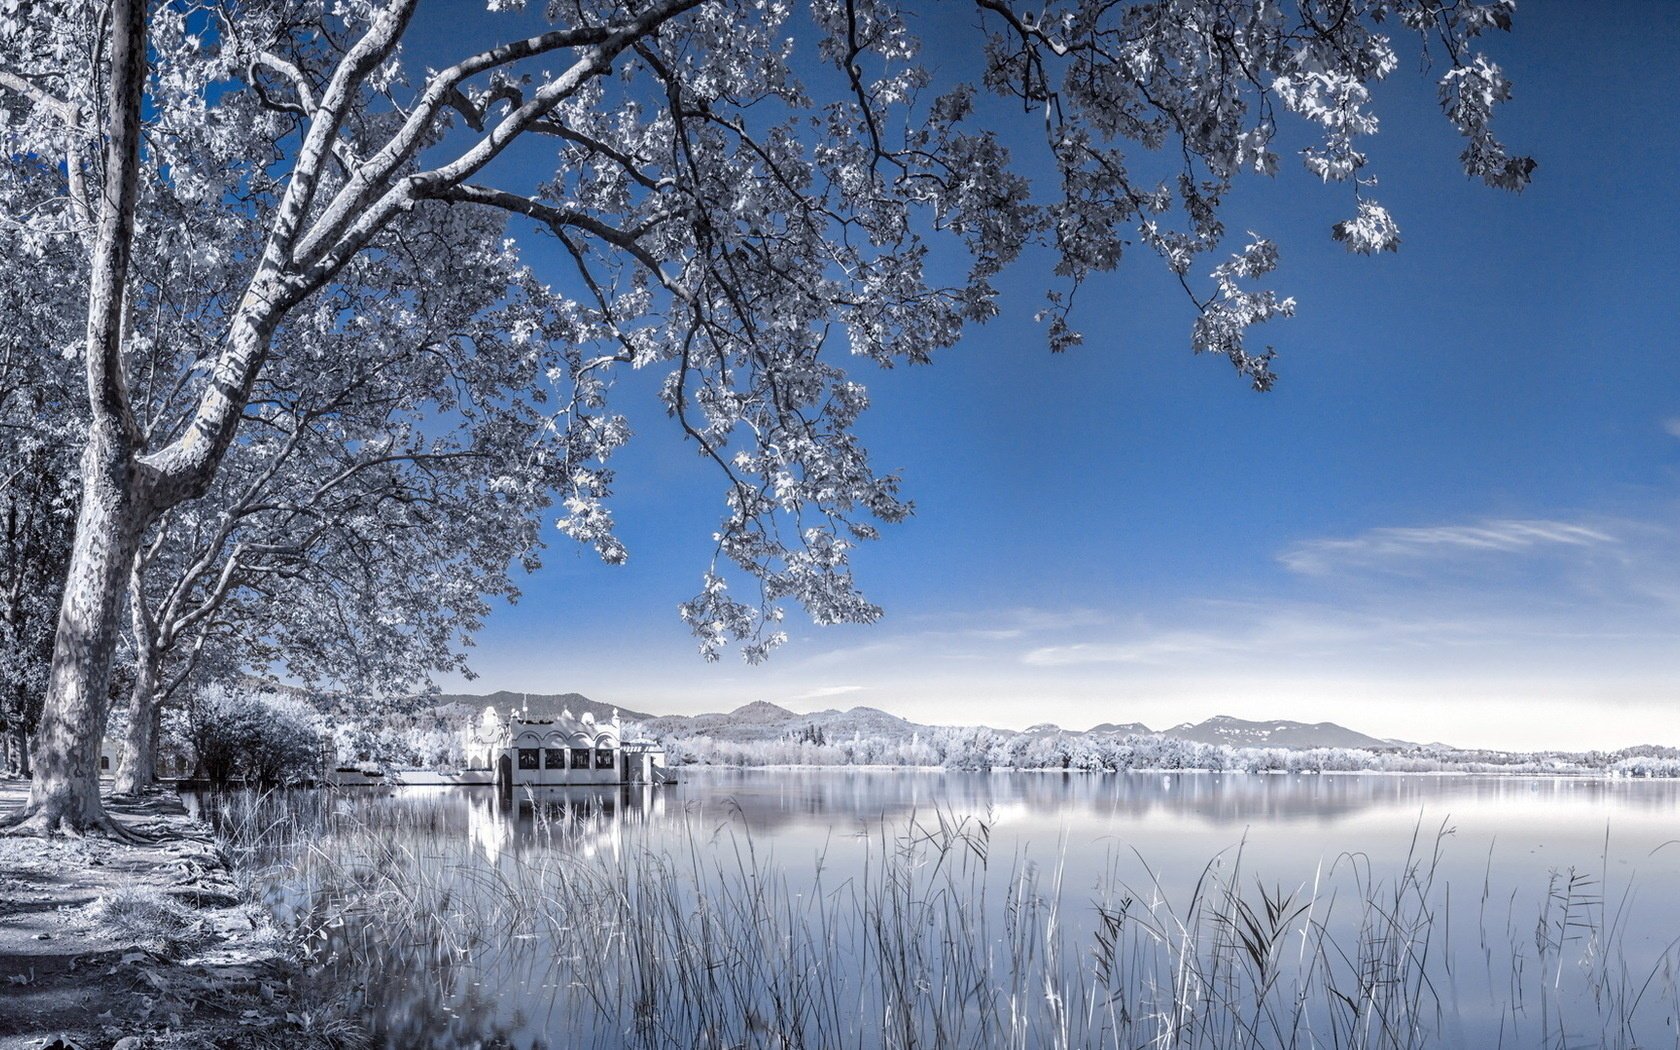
[666,762,1680,779]
[0,781,338,1050]
[317,761,1680,782]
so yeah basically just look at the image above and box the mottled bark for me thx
[7,0,148,835]
[112,657,159,795]
[17,429,150,830]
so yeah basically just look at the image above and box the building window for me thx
[517,748,539,770]
[571,747,590,769]
[595,748,615,770]
[544,748,565,770]
[100,755,110,771]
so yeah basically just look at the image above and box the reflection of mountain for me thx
[300,774,1680,876]
[660,770,1680,838]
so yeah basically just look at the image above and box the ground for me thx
[0,781,350,1050]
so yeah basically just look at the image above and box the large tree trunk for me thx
[112,655,160,796]
[13,432,150,832]
[5,0,149,835]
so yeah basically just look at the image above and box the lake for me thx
[201,770,1680,1049]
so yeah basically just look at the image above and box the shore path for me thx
[0,782,332,1050]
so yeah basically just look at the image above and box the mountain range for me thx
[433,692,1424,751]
[429,690,655,724]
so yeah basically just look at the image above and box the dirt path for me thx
[0,781,346,1050]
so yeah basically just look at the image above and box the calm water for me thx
[205,770,1680,1049]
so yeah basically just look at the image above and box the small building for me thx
[495,707,672,789]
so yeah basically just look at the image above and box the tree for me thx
[0,411,77,778]
[111,204,565,795]
[0,160,84,777]
[175,686,324,788]
[1,0,1530,832]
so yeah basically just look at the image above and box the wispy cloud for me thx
[1024,632,1228,667]
[1018,598,1663,672]
[1662,417,1680,439]
[906,606,1111,635]
[1278,518,1614,575]
[1020,609,1473,668]
[790,684,865,701]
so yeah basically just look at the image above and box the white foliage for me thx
[0,0,1533,674]
[1332,199,1402,255]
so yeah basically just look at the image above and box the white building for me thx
[495,707,672,788]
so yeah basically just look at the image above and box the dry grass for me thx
[203,790,1680,1050]
[88,885,213,957]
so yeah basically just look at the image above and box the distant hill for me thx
[424,693,1414,752]
[1088,721,1152,736]
[1158,716,1399,750]
[429,690,654,723]
[642,701,924,743]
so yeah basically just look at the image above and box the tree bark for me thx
[7,0,149,834]
[3,725,29,778]
[112,655,159,795]
[15,429,151,830]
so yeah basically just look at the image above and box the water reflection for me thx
[682,768,1680,830]
[462,784,670,865]
[322,769,1680,850]
[210,771,1680,1049]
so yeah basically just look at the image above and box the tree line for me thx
[654,725,1680,777]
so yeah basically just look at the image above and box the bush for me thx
[178,688,323,787]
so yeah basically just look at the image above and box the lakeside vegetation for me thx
[209,787,1680,1049]
[649,727,1680,778]
[321,695,1680,779]
[250,693,1680,785]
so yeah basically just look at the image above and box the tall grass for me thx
[203,789,1680,1050]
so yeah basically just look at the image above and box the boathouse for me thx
[494,707,672,788]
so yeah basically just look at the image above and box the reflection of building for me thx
[465,790,513,865]
[494,707,673,788]
[462,782,668,865]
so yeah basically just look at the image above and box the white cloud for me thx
[1278,518,1614,575]
[1024,631,1228,667]
[1020,608,1497,669]
[1662,417,1680,439]
[906,606,1110,635]
[790,684,865,701]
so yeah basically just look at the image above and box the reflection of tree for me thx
[663,770,1680,838]
[221,771,1680,1050]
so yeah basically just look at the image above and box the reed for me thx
[203,790,1680,1050]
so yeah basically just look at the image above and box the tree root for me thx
[109,784,166,803]
[1,804,154,843]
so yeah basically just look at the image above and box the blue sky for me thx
[428,1,1680,750]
